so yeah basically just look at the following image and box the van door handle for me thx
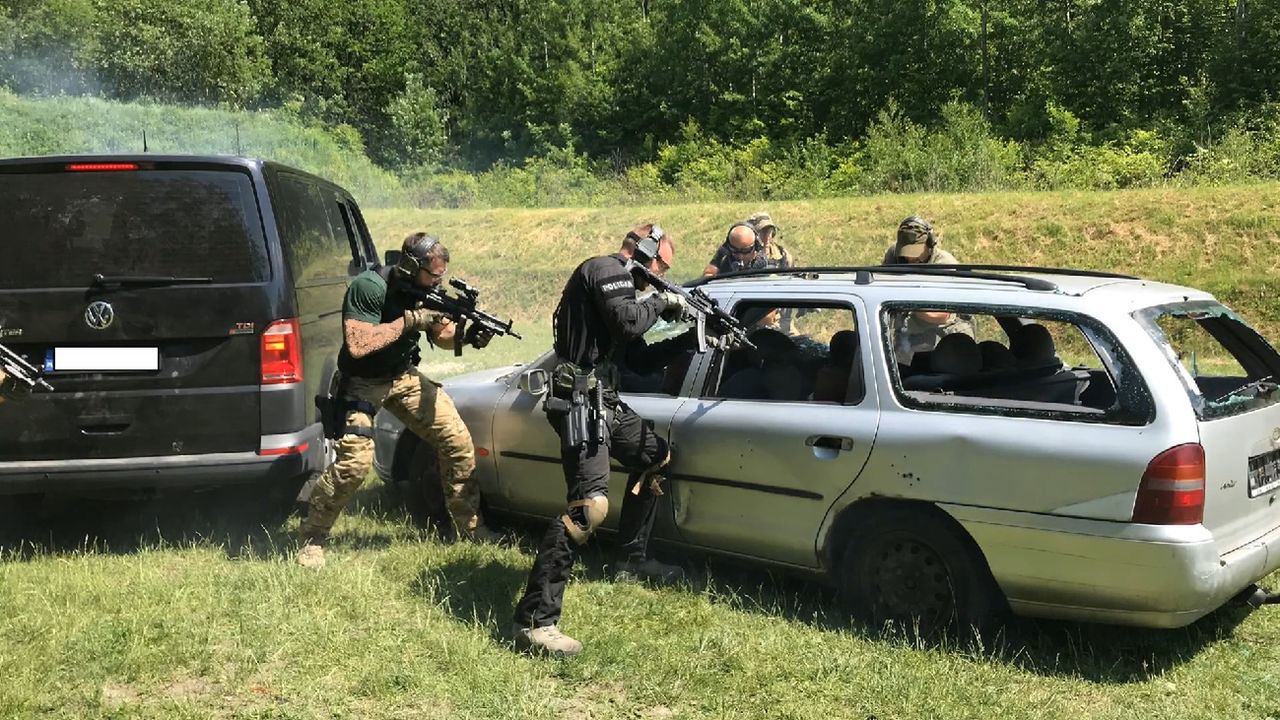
[806,435,853,452]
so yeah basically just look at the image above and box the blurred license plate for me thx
[52,347,159,372]
[1248,449,1280,498]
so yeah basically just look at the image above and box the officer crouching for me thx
[511,224,694,657]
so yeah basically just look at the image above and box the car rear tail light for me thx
[1132,443,1205,524]
[65,162,140,172]
[261,318,302,384]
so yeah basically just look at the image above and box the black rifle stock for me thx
[0,342,54,393]
[628,262,755,352]
[402,278,522,356]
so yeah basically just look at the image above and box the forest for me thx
[3,0,1279,204]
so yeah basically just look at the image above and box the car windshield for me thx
[1135,301,1280,420]
[0,169,269,289]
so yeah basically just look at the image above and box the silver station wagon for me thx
[374,265,1280,630]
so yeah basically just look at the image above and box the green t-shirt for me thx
[337,270,422,379]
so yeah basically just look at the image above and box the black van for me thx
[0,155,375,505]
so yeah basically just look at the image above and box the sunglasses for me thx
[730,246,757,257]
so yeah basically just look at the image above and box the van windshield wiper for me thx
[91,273,214,288]
[1212,375,1278,403]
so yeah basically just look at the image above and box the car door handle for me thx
[806,435,853,452]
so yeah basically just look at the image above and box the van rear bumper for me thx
[0,424,326,492]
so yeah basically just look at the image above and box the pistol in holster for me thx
[544,362,608,451]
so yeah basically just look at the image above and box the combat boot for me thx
[296,542,326,570]
[512,624,583,657]
[615,557,685,585]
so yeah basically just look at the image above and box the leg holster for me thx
[544,362,608,451]
[317,371,379,440]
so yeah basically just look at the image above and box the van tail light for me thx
[1132,443,1205,525]
[258,441,309,457]
[261,318,302,385]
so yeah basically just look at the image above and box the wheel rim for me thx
[863,530,956,627]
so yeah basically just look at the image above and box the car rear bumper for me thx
[0,424,326,493]
[944,503,1280,628]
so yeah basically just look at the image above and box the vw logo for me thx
[84,301,115,330]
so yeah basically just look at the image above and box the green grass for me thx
[4,488,1279,720]
[363,183,1280,343]
[5,186,1280,718]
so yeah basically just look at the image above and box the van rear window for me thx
[0,169,269,289]
[1136,301,1280,420]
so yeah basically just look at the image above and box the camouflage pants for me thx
[300,369,481,543]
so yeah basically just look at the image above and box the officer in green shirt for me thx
[297,232,500,569]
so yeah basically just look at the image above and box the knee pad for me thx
[561,494,608,545]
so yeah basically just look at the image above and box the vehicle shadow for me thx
[421,513,1257,683]
[677,552,1257,684]
[0,479,405,561]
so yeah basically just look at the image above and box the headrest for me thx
[748,327,795,362]
[930,334,982,375]
[978,340,1017,370]
[828,330,859,367]
[1010,323,1057,364]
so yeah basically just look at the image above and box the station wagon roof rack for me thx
[688,265,1137,292]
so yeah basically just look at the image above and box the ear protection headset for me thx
[394,233,441,277]
[724,222,763,255]
[629,225,666,264]
[898,216,936,249]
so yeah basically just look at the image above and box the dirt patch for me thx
[164,676,216,700]
[100,682,140,709]
[556,680,629,718]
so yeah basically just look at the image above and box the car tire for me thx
[838,505,1005,637]
[392,433,452,537]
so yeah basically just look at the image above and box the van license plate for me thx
[1247,448,1280,498]
[52,347,159,372]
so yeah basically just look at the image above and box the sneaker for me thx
[296,543,326,570]
[615,557,686,585]
[512,623,583,657]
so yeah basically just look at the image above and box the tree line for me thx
[2,0,1278,201]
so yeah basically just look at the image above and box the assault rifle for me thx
[0,341,54,395]
[628,262,755,353]
[402,278,522,356]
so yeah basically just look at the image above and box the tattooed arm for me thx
[343,317,408,359]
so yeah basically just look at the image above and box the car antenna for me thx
[142,129,148,153]
[235,123,242,155]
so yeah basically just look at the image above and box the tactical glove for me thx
[464,324,496,349]
[659,291,688,322]
[403,308,439,333]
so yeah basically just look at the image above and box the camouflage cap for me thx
[895,216,934,260]
[747,211,778,233]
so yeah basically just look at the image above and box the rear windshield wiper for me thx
[1211,375,1278,403]
[91,273,214,288]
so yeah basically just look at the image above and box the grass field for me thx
[363,183,1280,341]
[3,186,1280,719]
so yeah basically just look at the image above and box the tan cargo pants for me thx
[300,369,482,542]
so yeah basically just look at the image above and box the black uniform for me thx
[513,253,690,629]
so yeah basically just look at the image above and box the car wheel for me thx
[392,433,451,537]
[839,505,1004,636]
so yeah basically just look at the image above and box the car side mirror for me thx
[519,368,548,397]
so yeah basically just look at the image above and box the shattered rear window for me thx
[1136,301,1280,420]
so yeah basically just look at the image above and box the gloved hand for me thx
[659,291,688,321]
[464,324,496,349]
[403,308,438,333]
